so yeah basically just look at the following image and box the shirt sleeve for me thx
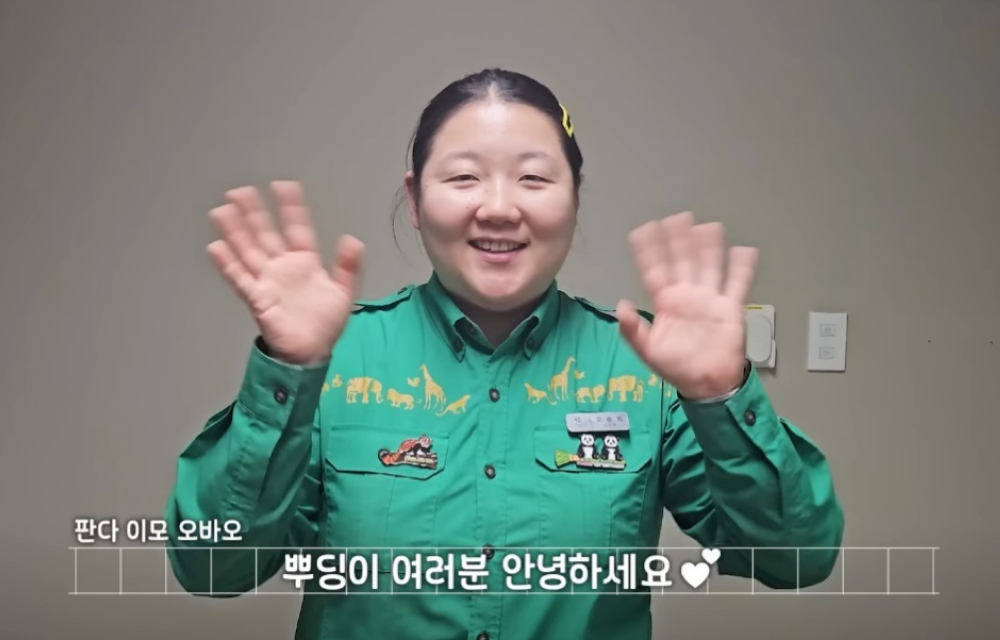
[659,363,845,589]
[163,337,330,596]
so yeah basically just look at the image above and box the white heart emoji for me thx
[681,561,710,589]
[701,548,720,565]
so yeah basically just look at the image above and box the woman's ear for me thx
[404,171,419,230]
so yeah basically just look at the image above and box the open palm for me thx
[616,212,758,400]
[207,181,364,364]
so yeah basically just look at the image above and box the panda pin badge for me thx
[555,412,629,470]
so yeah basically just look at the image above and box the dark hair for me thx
[393,68,584,247]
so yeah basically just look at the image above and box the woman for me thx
[165,68,844,640]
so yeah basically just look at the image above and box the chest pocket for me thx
[322,424,450,551]
[532,421,655,550]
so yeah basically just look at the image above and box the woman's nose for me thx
[475,181,520,224]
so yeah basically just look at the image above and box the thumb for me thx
[615,299,651,360]
[330,234,365,297]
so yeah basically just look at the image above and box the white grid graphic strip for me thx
[69,546,941,596]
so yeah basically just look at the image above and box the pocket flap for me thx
[534,424,652,474]
[325,425,448,480]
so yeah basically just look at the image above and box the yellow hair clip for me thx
[559,103,574,138]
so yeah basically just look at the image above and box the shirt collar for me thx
[420,272,561,361]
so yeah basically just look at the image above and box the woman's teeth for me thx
[470,240,525,253]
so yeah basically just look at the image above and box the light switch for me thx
[745,305,776,368]
[808,312,847,371]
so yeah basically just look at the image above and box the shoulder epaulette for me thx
[351,285,415,314]
[573,296,654,324]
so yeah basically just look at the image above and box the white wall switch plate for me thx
[745,304,776,368]
[807,311,847,371]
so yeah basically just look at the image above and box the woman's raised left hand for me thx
[616,212,758,400]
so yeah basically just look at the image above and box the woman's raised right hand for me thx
[206,181,364,365]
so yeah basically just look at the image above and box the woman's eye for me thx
[450,174,477,182]
[522,175,547,182]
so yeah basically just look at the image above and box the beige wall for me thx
[1,0,997,637]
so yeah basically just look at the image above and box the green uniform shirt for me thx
[165,273,844,640]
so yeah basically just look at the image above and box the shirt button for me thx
[489,388,500,402]
[744,410,756,426]
[483,544,495,559]
[484,464,496,479]
[476,633,489,640]
[274,387,288,404]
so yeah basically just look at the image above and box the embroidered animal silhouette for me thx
[525,382,555,404]
[386,388,416,409]
[548,357,575,400]
[419,365,446,410]
[346,377,383,404]
[575,384,607,403]
[322,373,344,394]
[436,394,470,416]
[607,375,642,402]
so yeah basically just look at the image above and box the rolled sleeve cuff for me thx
[236,337,331,428]
[678,364,781,461]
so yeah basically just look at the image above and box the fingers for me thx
[692,221,724,291]
[207,181,321,278]
[330,234,365,298]
[630,212,712,297]
[615,299,652,363]
[660,212,695,284]
[206,239,255,300]
[225,186,287,256]
[208,203,268,277]
[631,211,750,300]
[628,221,671,302]
[271,181,320,253]
[208,184,285,278]
[723,246,759,302]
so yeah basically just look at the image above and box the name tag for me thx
[557,413,631,470]
[565,411,630,434]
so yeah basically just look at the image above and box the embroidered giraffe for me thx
[419,364,446,411]
[548,357,575,401]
